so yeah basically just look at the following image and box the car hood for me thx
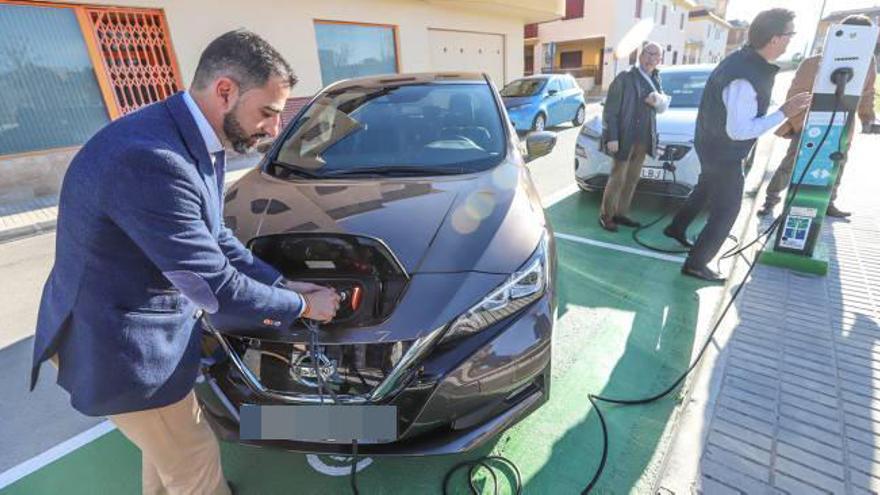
[502,96,536,108]
[657,107,697,142]
[223,160,547,276]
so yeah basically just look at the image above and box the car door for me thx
[564,77,583,117]
[543,78,564,126]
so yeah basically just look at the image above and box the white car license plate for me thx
[640,167,665,180]
[240,404,397,443]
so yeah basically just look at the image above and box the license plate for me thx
[240,404,397,443]
[640,167,665,180]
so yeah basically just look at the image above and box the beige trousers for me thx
[51,355,230,495]
[600,141,648,220]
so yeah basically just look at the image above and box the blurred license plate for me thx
[240,404,397,443]
[641,167,665,180]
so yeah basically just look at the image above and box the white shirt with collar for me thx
[721,79,785,141]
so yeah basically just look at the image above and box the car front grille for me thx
[232,337,415,399]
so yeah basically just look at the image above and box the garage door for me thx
[428,29,505,85]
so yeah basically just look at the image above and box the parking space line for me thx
[555,232,686,264]
[0,421,116,490]
[542,184,579,208]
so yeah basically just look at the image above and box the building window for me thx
[661,5,667,25]
[560,51,583,69]
[0,3,109,156]
[85,7,182,116]
[564,0,584,20]
[672,51,678,64]
[314,21,398,87]
[0,2,181,158]
[680,13,685,30]
[635,0,642,18]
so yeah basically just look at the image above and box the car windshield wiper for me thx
[267,160,324,178]
[323,166,469,177]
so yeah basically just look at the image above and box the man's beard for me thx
[223,107,267,154]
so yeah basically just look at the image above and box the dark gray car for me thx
[196,72,558,455]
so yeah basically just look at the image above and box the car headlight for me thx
[580,115,602,139]
[439,232,549,345]
[575,143,588,158]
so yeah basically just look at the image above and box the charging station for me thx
[761,23,879,275]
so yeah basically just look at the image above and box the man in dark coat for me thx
[599,41,670,232]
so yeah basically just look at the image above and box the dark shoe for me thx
[599,215,618,232]
[613,215,642,228]
[681,264,726,283]
[826,204,851,218]
[756,204,774,217]
[663,225,693,248]
[228,482,238,495]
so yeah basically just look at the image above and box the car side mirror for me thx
[524,131,556,162]
[547,89,558,97]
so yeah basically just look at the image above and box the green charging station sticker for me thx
[792,112,846,187]
[780,207,817,251]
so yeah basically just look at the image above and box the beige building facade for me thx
[525,0,695,92]
[0,0,562,203]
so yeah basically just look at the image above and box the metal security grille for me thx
[84,7,182,116]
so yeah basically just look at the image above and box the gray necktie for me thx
[213,150,226,204]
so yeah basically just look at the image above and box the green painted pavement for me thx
[4,190,717,495]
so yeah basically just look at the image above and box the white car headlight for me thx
[580,115,602,139]
[439,232,549,345]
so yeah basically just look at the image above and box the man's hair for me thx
[191,29,297,92]
[747,8,796,49]
[842,14,873,27]
[640,41,663,55]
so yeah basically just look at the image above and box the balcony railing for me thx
[540,65,600,79]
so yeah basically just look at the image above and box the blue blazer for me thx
[31,93,303,416]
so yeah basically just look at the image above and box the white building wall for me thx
[534,0,691,89]
[686,17,728,63]
[64,0,535,95]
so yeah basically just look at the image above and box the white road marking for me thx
[542,184,579,208]
[0,421,116,490]
[554,232,686,264]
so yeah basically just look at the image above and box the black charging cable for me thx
[580,88,847,493]
[630,161,690,254]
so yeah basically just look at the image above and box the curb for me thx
[0,168,256,246]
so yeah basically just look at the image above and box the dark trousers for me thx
[669,161,744,269]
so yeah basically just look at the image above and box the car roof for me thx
[323,72,489,92]
[658,64,716,74]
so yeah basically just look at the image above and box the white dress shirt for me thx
[721,79,785,140]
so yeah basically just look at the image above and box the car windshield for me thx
[500,79,546,97]
[663,71,710,108]
[271,83,506,177]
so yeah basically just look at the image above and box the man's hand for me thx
[781,92,811,118]
[644,93,658,107]
[280,280,340,322]
[606,141,619,153]
[301,289,340,323]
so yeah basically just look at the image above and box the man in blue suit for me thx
[31,30,340,494]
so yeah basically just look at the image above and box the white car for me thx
[575,64,715,198]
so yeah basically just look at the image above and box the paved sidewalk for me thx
[659,133,880,494]
[0,154,259,244]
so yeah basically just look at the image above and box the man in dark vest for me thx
[663,8,811,282]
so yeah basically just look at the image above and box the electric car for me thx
[196,72,558,456]
[575,64,714,198]
[501,74,586,132]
